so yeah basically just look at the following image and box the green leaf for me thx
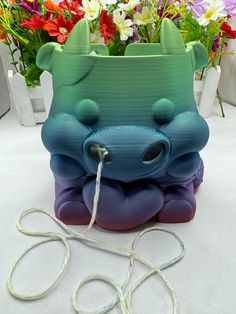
[3,39,10,46]
[20,63,42,86]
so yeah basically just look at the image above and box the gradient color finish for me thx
[36,18,209,230]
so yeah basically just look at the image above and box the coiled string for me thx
[7,155,186,313]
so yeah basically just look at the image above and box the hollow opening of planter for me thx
[89,143,112,163]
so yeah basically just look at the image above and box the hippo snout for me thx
[83,126,170,182]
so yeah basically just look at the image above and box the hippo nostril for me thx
[142,143,165,163]
[89,143,112,163]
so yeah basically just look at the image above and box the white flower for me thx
[90,30,104,43]
[113,10,134,41]
[118,0,141,12]
[99,0,117,6]
[133,6,154,25]
[80,0,101,21]
[197,0,227,26]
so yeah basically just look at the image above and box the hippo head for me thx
[37,18,209,182]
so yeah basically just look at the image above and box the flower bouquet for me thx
[0,0,236,86]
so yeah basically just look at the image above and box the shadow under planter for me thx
[36,18,210,231]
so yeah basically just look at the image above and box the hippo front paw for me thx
[55,187,91,225]
[156,184,196,223]
[82,178,165,230]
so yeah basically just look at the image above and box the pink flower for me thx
[224,0,236,16]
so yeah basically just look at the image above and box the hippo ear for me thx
[63,19,90,54]
[161,18,185,54]
[36,43,60,73]
[189,42,209,70]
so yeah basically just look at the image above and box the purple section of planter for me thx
[83,178,165,230]
[54,160,204,230]
[54,176,91,225]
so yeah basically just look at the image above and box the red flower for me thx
[59,0,84,22]
[221,22,236,39]
[47,14,74,43]
[0,24,7,39]
[100,10,116,44]
[21,14,47,30]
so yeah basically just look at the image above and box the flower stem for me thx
[200,67,205,80]
[145,25,150,43]
[216,89,225,118]
[5,36,19,72]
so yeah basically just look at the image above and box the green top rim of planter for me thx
[73,43,193,58]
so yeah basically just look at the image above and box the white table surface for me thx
[1,104,236,314]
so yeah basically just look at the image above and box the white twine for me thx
[7,157,186,314]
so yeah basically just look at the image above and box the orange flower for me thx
[42,22,50,31]
[44,0,62,12]
[209,51,215,60]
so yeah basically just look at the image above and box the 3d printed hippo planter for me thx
[36,18,209,231]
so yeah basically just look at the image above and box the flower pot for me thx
[7,70,53,126]
[36,19,210,230]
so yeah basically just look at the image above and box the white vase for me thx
[218,17,236,106]
[0,56,10,118]
[7,70,53,127]
[195,65,221,118]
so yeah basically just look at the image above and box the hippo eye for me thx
[142,143,165,163]
[89,143,112,163]
[76,99,100,125]
[152,98,175,124]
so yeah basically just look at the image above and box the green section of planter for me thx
[36,18,208,129]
